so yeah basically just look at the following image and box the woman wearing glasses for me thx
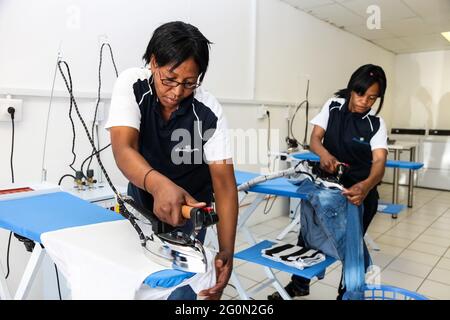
[105,21,238,300]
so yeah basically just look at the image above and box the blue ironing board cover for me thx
[292,152,423,170]
[234,170,307,199]
[0,191,195,288]
[235,240,336,279]
[0,191,123,243]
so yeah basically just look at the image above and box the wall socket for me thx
[256,105,268,120]
[0,97,23,122]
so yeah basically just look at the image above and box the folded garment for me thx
[261,241,325,270]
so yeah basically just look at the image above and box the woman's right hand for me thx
[149,174,206,226]
[320,153,339,174]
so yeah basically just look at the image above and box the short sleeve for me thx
[310,99,332,130]
[370,117,388,151]
[104,68,144,131]
[195,88,232,162]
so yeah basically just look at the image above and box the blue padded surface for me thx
[144,269,196,288]
[234,240,336,279]
[377,202,406,215]
[0,192,123,243]
[234,171,307,199]
[292,152,423,170]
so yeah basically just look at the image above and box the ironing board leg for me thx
[14,243,45,300]
[230,271,250,300]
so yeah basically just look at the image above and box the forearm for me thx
[212,172,238,255]
[361,158,385,191]
[310,135,331,159]
[112,145,159,192]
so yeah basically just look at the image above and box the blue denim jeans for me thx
[294,179,368,299]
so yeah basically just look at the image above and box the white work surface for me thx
[41,220,215,300]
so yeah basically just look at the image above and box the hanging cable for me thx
[303,79,310,148]
[8,107,15,182]
[80,143,111,177]
[5,107,16,279]
[41,46,62,182]
[5,232,12,279]
[86,43,119,174]
[54,264,62,300]
[57,60,146,244]
[66,65,77,173]
[288,79,311,149]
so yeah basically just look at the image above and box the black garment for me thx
[323,100,381,187]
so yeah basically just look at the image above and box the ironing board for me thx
[232,170,335,300]
[0,191,194,299]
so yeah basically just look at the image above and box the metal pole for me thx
[392,149,400,219]
[408,146,416,208]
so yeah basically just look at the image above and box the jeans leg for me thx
[167,285,197,300]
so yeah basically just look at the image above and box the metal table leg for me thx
[392,149,400,219]
[407,146,416,208]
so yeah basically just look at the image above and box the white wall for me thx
[0,0,396,298]
[393,50,450,129]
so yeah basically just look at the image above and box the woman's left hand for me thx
[198,251,233,300]
[342,182,369,206]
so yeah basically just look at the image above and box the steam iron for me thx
[119,197,218,273]
[312,162,349,190]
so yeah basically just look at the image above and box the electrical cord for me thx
[5,232,12,279]
[57,60,146,243]
[67,73,78,173]
[58,173,76,186]
[8,107,15,182]
[80,143,111,178]
[86,43,119,174]
[5,107,16,279]
[288,80,310,149]
[54,264,62,300]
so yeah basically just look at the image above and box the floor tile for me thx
[319,267,341,288]
[235,262,272,282]
[398,249,441,267]
[386,257,434,278]
[371,243,404,256]
[417,280,450,300]
[384,228,421,240]
[227,274,258,298]
[376,235,413,248]
[427,267,450,286]
[301,282,339,300]
[423,228,450,240]
[435,257,450,271]
[370,252,397,269]
[416,234,450,247]
[379,269,424,292]
[407,241,448,256]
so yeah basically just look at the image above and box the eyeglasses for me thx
[158,70,202,90]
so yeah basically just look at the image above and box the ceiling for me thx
[281,0,450,54]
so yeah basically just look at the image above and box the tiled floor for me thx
[222,183,450,300]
